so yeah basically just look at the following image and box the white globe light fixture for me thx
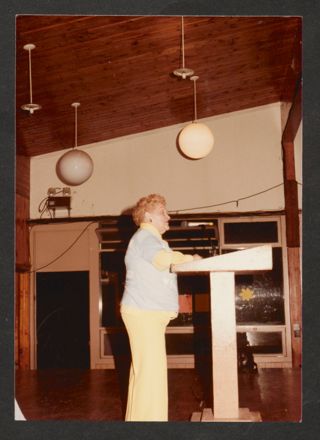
[56,103,94,186]
[179,76,214,159]
[56,149,93,186]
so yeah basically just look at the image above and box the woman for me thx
[120,194,201,421]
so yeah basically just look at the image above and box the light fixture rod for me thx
[191,75,199,121]
[27,46,33,103]
[22,43,41,114]
[193,77,197,121]
[181,16,185,69]
[72,102,80,148]
[173,17,194,79]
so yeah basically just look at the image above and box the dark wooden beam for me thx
[281,75,302,368]
[282,81,302,144]
[281,81,301,249]
[282,143,300,247]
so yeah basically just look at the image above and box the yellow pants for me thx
[120,305,177,422]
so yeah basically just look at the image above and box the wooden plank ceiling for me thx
[16,15,301,157]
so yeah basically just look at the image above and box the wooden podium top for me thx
[171,245,272,274]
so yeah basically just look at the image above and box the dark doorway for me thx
[36,271,90,369]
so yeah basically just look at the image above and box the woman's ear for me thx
[145,211,153,223]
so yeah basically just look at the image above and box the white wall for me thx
[30,103,287,218]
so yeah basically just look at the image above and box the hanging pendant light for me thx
[21,44,41,114]
[173,16,194,79]
[179,76,214,159]
[56,103,94,186]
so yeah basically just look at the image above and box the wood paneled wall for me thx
[16,154,30,269]
[16,154,30,198]
[15,271,31,369]
[15,154,31,369]
[16,194,30,269]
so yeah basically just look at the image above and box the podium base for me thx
[191,407,262,422]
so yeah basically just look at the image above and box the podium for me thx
[172,245,272,422]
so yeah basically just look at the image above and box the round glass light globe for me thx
[179,122,214,159]
[56,149,94,186]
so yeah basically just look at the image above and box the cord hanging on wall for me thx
[56,102,94,186]
[21,44,41,114]
[173,16,194,79]
[179,75,214,159]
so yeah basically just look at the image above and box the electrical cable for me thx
[38,196,49,213]
[39,199,53,219]
[29,221,95,273]
[169,182,301,213]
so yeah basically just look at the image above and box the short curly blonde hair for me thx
[132,194,167,226]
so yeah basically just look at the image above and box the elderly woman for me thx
[120,194,201,421]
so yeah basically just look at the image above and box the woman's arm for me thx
[152,249,201,271]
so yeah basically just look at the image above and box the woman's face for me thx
[146,203,170,234]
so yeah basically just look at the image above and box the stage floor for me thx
[15,367,301,422]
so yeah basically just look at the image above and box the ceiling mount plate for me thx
[173,67,194,79]
[23,43,36,51]
[21,103,41,114]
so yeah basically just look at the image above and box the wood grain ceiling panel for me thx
[16,15,301,157]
